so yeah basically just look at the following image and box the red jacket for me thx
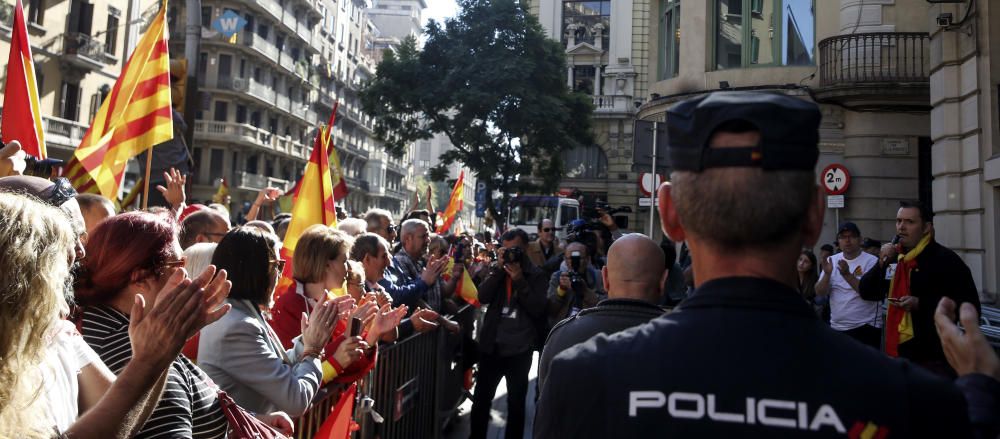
[269,282,376,384]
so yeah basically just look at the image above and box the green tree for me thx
[360,0,593,227]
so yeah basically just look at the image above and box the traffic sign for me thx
[638,197,660,207]
[827,195,845,209]
[821,164,850,195]
[639,173,665,196]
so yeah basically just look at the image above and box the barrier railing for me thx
[292,304,476,439]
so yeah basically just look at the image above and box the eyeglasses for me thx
[44,177,77,207]
[164,257,187,268]
[387,224,398,234]
[270,259,287,272]
[542,228,554,233]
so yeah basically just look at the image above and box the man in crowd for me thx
[815,222,882,349]
[470,228,547,439]
[863,238,882,257]
[860,200,981,377]
[538,234,665,389]
[819,243,834,262]
[365,208,397,244]
[378,219,447,309]
[178,208,230,250]
[535,91,975,437]
[546,241,606,325]
[352,232,442,338]
[76,193,116,234]
[527,218,563,277]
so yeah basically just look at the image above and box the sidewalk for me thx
[444,352,539,439]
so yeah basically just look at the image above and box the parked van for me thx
[507,196,580,242]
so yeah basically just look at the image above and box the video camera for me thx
[567,250,586,293]
[501,246,524,265]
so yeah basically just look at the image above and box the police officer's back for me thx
[533,92,972,438]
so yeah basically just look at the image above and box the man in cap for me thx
[815,221,882,349]
[534,92,975,437]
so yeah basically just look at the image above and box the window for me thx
[209,149,224,177]
[213,101,228,121]
[198,52,207,77]
[104,7,119,55]
[58,81,82,121]
[660,0,680,79]
[561,145,608,179]
[27,0,43,25]
[572,65,595,94]
[714,0,814,69]
[561,0,610,49]
[218,54,232,79]
[200,7,211,28]
[235,104,247,123]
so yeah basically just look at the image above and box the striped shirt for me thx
[81,305,228,439]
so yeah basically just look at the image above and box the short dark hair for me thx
[179,209,227,249]
[211,227,278,306]
[500,228,530,247]
[351,233,390,261]
[820,244,834,252]
[899,200,933,223]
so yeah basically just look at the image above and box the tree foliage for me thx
[360,0,593,225]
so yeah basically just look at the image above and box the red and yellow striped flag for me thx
[212,178,229,204]
[1,0,46,159]
[275,108,339,298]
[436,170,465,234]
[64,2,173,199]
[328,134,349,200]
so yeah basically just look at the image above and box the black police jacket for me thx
[538,298,666,390]
[858,240,981,364]
[534,277,972,438]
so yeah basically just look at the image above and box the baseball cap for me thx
[665,91,821,172]
[862,238,881,248]
[837,222,861,237]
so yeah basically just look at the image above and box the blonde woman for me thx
[0,190,224,438]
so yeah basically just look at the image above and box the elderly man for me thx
[179,208,230,250]
[538,234,666,390]
[534,92,978,438]
[364,208,397,243]
[378,219,447,309]
[527,218,563,276]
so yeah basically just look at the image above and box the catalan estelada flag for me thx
[436,170,465,234]
[64,2,173,199]
[1,0,46,159]
[275,107,339,298]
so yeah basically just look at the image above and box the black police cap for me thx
[665,91,821,172]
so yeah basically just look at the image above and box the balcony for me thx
[57,32,110,71]
[252,0,283,21]
[244,33,279,64]
[218,77,277,105]
[43,115,89,150]
[815,32,930,111]
[591,95,635,116]
[194,121,310,160]
[276,94,291,113]
[296,23,312,45]
[278,53,296,75]
[236,171,291,192]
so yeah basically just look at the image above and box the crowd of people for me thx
[1,90,999,439]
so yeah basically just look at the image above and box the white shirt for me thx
[41,320,102,433]
[826,251,881,331]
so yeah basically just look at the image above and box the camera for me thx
[568,250,585,292]
[501,246,523,265]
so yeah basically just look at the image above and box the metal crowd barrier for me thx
[294,383,350,439]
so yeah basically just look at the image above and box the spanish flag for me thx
[64,1,173,200]
[275,107,339,298]
[329,141,349,201]
[1,0,46,159]
[436,171,464,234]
[458,267,479,307]
[884,233,932,357]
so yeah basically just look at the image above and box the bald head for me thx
[603,234,666,302]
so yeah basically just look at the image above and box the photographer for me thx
[546,242,606,325]
[470,228,547,439]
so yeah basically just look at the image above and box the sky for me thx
[422,0,460,27]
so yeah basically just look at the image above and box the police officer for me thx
[533,92,973,438]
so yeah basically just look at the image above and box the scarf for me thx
[884,232,932,357]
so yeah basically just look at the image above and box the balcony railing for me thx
[194,121,309,159]
[44,115,89,148]
[592,95,634,113]
[276,94,291,113]
[254,0,283,24]
[244,33,279,63]
[236,171,290,192]
[58,32,109,70]
[818,32,930,87]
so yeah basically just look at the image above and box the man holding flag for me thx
[860,200,981,378]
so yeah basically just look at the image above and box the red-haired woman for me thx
[75,212,290,437]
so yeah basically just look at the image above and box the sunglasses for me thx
[45,177,77,207]
[270,259,287,272]
[542,228,554,232]
[387,224,399,234]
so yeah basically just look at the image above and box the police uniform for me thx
[533,92,974,438]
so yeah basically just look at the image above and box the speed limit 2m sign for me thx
[821,164,850,195]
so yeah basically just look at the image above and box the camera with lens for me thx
[501,246,524,265]
[567,250,585,292]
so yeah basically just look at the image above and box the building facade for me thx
[0,0,138,161]
[529,0,653,236]
[638,0,998,302]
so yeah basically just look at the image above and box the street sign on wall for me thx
[821,164,850,195]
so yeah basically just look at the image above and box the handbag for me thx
[216,389,290,439]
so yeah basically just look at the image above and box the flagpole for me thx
[141,148,153,209]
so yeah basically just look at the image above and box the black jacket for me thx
[538,298,665,390]
[858,240,981,363]
[534,277,973,438]
[477,260,548,355]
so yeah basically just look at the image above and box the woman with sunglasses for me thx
[198,227,351,417]
[74,211,235,438]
